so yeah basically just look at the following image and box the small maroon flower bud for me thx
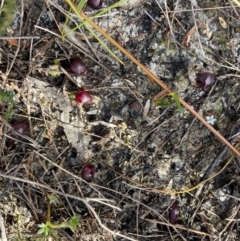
[81,163,95,181]
[169,202,180,224]
[75,90,92,104]
[196,72,215,90]
[87,0,103,9]
[12,122,29,136]
[66,57,87,75]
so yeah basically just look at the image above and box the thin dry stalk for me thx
[16,182,39,221]
[165,5,240,13]
[153,0,179,49]
[0,36,39,39]
[83,201,138,241]
[145,218,216,238]
[4,0,24,81]
[218,204,240,240]
[231,0,240,8]
[52,170,76,215]
[0,173,120,210]
[190,1,204,56]
[228,0,240,18]
[0,213,7,241]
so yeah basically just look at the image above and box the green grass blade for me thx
[171,92,183,113]
[88,0,128,21]
[64,0,124,64]
[84,23,124,64]
[76,0,87,11]
[63,0,128,37]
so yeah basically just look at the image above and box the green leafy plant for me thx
[37,216,79,235]
[37,194,80,237]
[155,95,175,108]
[155,92,183,113]
[0,88,14,120]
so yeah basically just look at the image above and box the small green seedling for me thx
[155,92,183,113]
[48,194,59,204]
[155,95,175,108]
[37,216,79,236]
[37,194,80,237]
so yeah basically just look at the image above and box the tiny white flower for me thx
[206,115,216,125]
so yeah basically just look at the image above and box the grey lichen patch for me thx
[202,96,223,115]
[118,0,148,9]
[156,158,171,183]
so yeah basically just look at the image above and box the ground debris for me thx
[1,0,240,240]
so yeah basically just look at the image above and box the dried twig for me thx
[200,124,240,182]
[145,218,216,238]
[0,213,7,241]
[181,24,196,46]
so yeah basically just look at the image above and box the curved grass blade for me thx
[63,0,128,37]
[65,0,124,64]
[171,92,183,113]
